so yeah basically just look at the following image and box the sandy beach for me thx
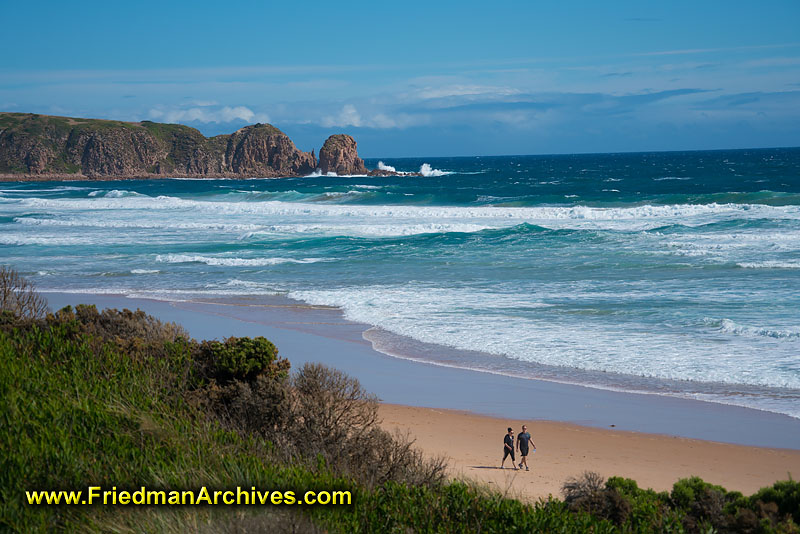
[379,403,800,502]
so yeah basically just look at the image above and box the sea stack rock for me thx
[317,134,368,175]
[225,123,316,177]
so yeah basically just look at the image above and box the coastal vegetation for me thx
[1,270,798,532]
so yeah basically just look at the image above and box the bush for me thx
[751,480,800,525]
[290,362,380,450]
[563,472,631,526]
[285,363,447,489]
[49,304,189,353]
[197,336,289,383]
[671,476,730,531]
[607,477,679,532]
[193,373,292,438]
[0,266,48,320]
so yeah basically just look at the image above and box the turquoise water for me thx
[2,148,799,417]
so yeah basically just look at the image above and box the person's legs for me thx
[501,448,509,468]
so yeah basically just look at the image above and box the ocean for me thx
[2,148,799,419]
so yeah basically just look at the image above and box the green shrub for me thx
[198,336,288,383]
[750,479,800,526]
[606,477,679,532]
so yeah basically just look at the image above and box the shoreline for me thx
[43,291,800,450]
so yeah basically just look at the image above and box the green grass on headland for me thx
[0,295,798,532]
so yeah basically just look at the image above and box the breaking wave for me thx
[154,254,329,266]
[737,261,800,269]
[704,317,800,340]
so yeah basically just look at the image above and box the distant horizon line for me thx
[361,145,800,160]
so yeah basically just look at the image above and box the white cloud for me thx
[370,113,397,128]
[148,105,269,124]
[189,99,218,107]
[319,104,429,129]
[321,104,362,127]
[413,84,521,100]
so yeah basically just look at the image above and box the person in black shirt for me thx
[500,427,517,469]
[516,424,536,471]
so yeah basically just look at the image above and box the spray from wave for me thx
[377,161,396,172]
[420,163,449,177]
[304,170,339,178]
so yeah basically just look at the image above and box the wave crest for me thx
[704,317,800,340]
[154,254,328,266]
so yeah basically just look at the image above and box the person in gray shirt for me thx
[516,424,536,471]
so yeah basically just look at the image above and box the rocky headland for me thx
[0,112,415,180]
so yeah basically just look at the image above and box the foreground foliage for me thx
[0,298,798,532]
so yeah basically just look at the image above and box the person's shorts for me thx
[519,447,529,457]
[503,448,515,460]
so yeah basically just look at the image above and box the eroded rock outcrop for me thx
[227,124,316,176]
[0,113,316,179]
[317,134,368,175]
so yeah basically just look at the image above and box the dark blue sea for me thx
[2,147,799,417]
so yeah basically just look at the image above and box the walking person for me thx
[500,427,517,469]
[516,424,536,471]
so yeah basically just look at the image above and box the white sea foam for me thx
[377,161,396,172]
[155,254,328,266]
[705,317,800,339]
[35,286,285,301]
[289,284,800,390]
[131,269,160,274]
[419,163,450,177]
[318,190,366,199]
[19,196,800,221]
[240,222,496,237]
[0,186,91,193]
[13,217,265,232]
[304,170,367,178]
[737,261,800,269]
[10,197,800,240]
[88,189,146,198]
[0,234,112,246]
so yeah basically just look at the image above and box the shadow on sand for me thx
[469,466,519,470]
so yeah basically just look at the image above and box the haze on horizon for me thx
[1,0,799,158]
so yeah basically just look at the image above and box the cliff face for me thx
[0,113,316,179]
[227,124,316,176]
[317,134,368,175]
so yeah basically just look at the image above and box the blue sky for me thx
[1,1,799,157]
